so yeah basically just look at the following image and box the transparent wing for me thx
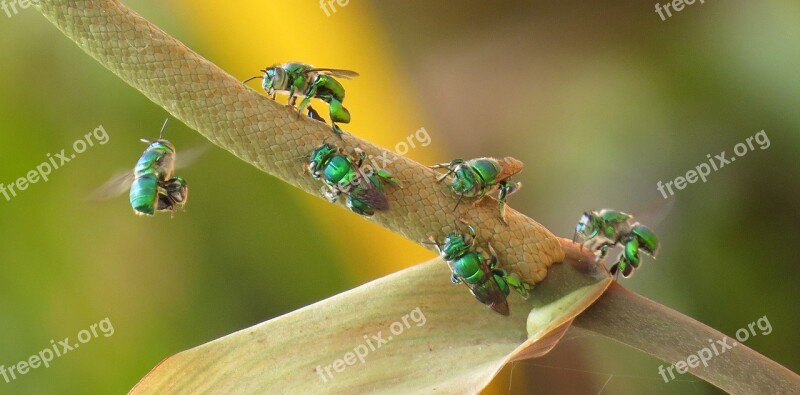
[174,145,211,170]
[350,172,390,211]
[632,197,676,228]
[86,170,135,201]
[308,68,360,79]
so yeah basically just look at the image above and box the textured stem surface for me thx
[35,0,563,284]
[574,282,800,394]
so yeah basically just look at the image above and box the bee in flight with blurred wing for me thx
[244,62,359,135]
[88,119,207,216]
[427,221,532,316]
[429,157,523,223]
[306,143,400,216]
[573,209,660,278]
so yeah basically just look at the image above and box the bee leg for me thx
[609,262,621,280]
[497,181,521,224]
[306,105,325,122]
[322,186,340,203]
[328,99,350,136]
[430,160,464,181]
[297,94,314,119]
[486,242,498,269]
[375,169,401,187]
[598,244,611,260]
[471,184,491,208]
[429,163,456,182]
[504,272,532,299]
[623,237,641,275]
[426,235,444,255]
[462,221,478,249]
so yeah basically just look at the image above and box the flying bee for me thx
[429,157,523,223]
[427,221,532,316]
[244,62,359,135]
[573,209,660,278]
[88,119,207,216]
[307,144,400,216]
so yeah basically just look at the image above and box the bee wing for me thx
[632,197,676,228]
[350,172,390,211]
[174,145,212,171]
[86,170,135,201]
[467,281,510,315]
[308,68,360,79]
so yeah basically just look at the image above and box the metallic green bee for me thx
[428,222,532,315]
[429,157,523,223]
[245,62,359,135]
[573,209,660,278]
[307,144,400,216]
[89,119,205,216]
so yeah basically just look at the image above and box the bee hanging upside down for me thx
[429,157,523,223]
[244,62,359,135]
[427,221,532,316]
[573,209,660,278]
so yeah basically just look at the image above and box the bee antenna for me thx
[158,118,170,140]
[242,75,262,84]
[452,194,464,213]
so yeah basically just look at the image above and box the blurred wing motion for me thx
[632,197,676,227]
[86,170,135,201]
[309,68,360,79]
[87,144,210,202]
[174,145,212,170]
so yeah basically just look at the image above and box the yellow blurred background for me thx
[0,1,797,394]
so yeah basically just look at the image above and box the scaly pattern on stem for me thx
[35,0,563,285]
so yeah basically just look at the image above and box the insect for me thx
[428,222,532,315]
[88,119,206,216]
[244,62,359,135]
[572,209,660,278]
[307,144,400,216]
[429,157,523,223]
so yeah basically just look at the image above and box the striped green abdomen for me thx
[130,174,159,215]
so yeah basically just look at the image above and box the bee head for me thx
[262,66,287,94]
[451,166,478,196]
[308,144,337,177]
[442,231,470,260]
[141,138,175,153]
[574,212,600,242]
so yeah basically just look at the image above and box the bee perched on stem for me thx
[244,62,359,135]
[429,157,523,223]
[573,209,660,278]
[306,144,400,216]
[427,221,532,316]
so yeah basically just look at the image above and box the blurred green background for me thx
[0,1,797,394]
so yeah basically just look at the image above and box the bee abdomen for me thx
[130,174,159,216]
